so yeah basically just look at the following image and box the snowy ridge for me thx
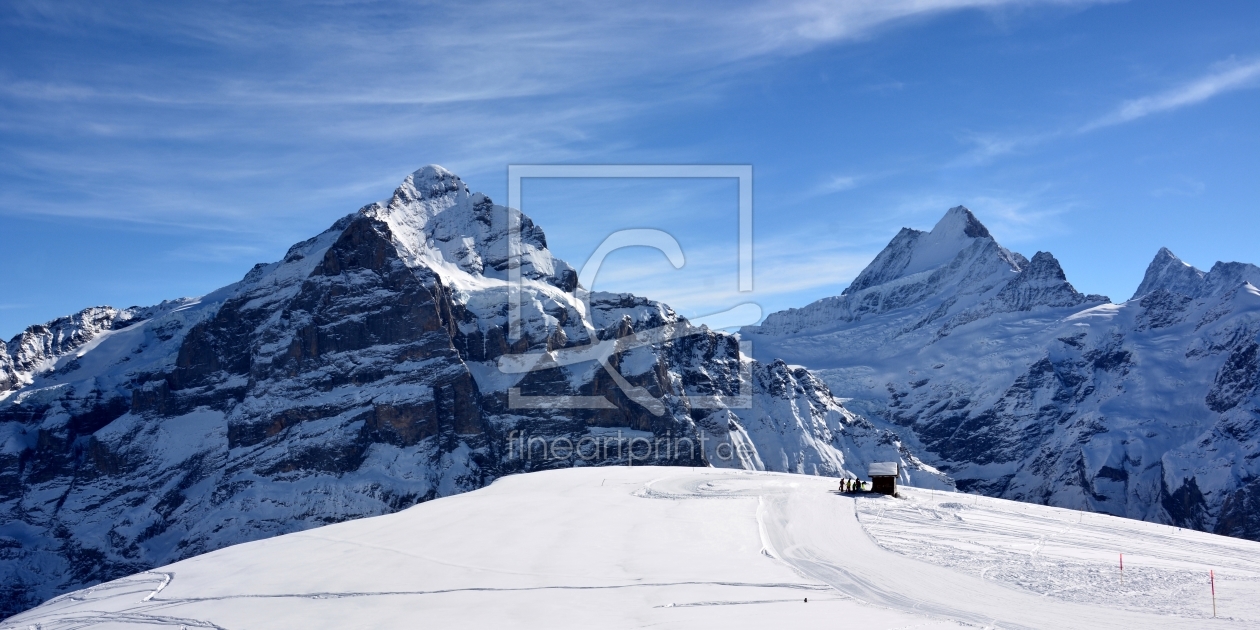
[361,165,575,292]
[744,209,1260,546]
[1132,246,1260,300]
[1,304,177,398]
[752,206,1082,341]
[0,166,941,618]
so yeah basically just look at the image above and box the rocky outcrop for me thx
[755,207,1034,341]
[3,306,147,395]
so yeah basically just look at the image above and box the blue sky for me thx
[2,0,1258,337]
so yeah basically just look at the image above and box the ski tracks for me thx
[639,471,1235,630]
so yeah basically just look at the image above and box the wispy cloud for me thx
[797,169,907,201]
[965,194,1073,242]
[815,174,861,194]
[0,0,1120,224]
[0,0,1123,329]
[875,185,1075,245]
[2,0,1107,111]
[950,131,1056,167]
[166,243,269,263]
[949,56,1260,168]
[1151,175,1206,198]
[742,0,1114,53]
[1080,58,1260,132]
[859,80,907,93]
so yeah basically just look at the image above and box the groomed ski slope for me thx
[7,467,1258,629]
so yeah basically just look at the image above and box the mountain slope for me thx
[0,166,944,618]
[743,208,1260,543]
[7,467,1258,629]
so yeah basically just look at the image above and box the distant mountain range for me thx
[743,206,1260,544]
[0,166,939,618]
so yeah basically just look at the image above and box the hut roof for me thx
[868,462,899,477]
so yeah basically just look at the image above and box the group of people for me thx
[839,478,865,493]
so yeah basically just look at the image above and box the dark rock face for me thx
[1132,247,1208,300]
[1206,341,1259,413]
[746,213,1260,546]
[844,228,925,295]
[0,166,939,619]
[994,252,1095,312]
[1216,478,1260,540]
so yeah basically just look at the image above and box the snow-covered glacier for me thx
[0,166,943,618]
[743,206,1260,544]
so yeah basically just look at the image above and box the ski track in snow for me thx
[856,487,1260,620]
[6,468,1257,629]
[643,471,1254,628]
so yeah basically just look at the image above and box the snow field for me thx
[7,467,1258,628]
[858,487,1260,622]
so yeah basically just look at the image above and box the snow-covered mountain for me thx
[0,166,943,618]
[7,467,1259,629]
[743,207,1260,543]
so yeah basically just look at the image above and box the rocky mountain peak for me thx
[399,164,468,202]
[1131,248,1260,301]
[1019,251,1069,285]
[934,205,991,239]
[368,165,469,228]
[1131,247,1206,300]
[842,205,1002,296]
[1204,260,1260,297]
[356,165,575,291]
[994,251,1105,311]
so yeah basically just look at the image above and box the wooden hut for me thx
[868,462,900,496]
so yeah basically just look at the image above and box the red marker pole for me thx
[1119,553,1123,585]
[1210,570,1216,618]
